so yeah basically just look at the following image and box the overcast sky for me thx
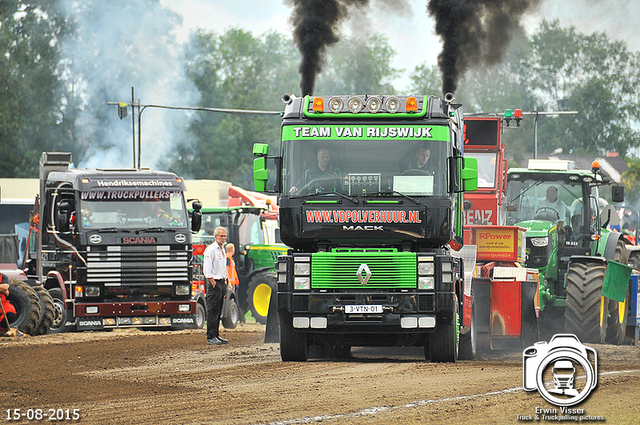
[159,0,639,90]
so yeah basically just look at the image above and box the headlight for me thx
[176,285,190,296]
[442,273,453,284]
[85,286,100,297]
[418,262,435,275]
[530,237,549,247]
[294,277,310,290]
[294,263,310,276]
[178,304,191,312]
[418,276,435,290]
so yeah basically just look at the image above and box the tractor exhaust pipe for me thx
[444,92,455,104]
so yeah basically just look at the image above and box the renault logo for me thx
[356,264,371,285]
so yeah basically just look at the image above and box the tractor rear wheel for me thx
[606,240,630,344]
[32,284,55,335]
[564,260,606,343]
[246,271,275,325]
[6,280,41,335]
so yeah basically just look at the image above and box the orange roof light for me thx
[312,97,324,112]
[591,160,601,174]
[406,97,417,112]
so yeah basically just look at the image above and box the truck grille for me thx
[86,245,189,286]
[311,249,416,289]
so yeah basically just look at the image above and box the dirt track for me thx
[1,324,639,424]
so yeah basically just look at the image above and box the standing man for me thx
[203,226,229,345]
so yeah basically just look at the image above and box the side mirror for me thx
[55,199,72,232]
[254,157,268,192]
[190,200,202,233]
[460,156,478,192]
[612,185,624,203]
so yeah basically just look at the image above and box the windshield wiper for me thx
[508,179,544,204]
[367,190,422,205]
[139,227,166,233]
[97,227,120,233]
[293,191,359,204]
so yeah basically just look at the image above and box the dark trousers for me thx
[206,279,226,339]
[0,312,16,330]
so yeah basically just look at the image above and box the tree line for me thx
[1,2,639,200]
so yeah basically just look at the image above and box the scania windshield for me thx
[282,125,450,198]
[79,190,188,230]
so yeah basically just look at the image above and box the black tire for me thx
[32,285,55,335]
[605,286,630,345]
[6,280,41,335]
[564,260,606,343]
[246,271,276,325]
[221,298,240,330]
[428,295,459,362]
[459,297,476,360]
[628,252,640,270]
[194,302,206,329]
[279,313,308,362]
[48,287,75,334]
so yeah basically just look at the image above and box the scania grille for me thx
[311,249,416,289]
[87,245,189,286]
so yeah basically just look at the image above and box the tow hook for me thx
[332,306,345,313]
[383,306,393,313]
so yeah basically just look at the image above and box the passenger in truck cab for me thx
[289,147,342,194]
[401,144,435,176]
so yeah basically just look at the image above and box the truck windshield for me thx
[283,139,449,197]
[506,178,583,226]
[79,190,188,229]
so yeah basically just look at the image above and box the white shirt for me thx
[203,242,228,280]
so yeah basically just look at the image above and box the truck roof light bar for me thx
[312,97,324,112]
[347,96,363,113]
[366,96,382,113]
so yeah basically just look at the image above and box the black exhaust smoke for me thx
[427,0,540,95]
[289,0,370,96]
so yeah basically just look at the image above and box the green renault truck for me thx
[254,93,478,361]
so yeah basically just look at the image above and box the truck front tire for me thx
[48,288,75,334]
[279,312,308,362]
[428,295,459,362]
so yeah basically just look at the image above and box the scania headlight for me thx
[175,285,190,296]
[85,286,100,297]
[530,237,549,247]
[294,277,310,290]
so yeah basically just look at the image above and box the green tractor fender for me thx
[597,229,625,261]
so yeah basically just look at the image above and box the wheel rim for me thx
[195,305,205,328]
[51,299,65,329]
[253,283,272,318]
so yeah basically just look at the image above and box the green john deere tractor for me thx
[506,159,630,344]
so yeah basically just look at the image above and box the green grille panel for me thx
[311,249,416,289]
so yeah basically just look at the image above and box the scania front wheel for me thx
[48,288,75,334]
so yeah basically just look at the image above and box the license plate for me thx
[345,304,383,314]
